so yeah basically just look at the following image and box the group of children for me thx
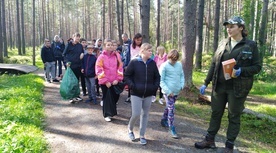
[59,32,185,145]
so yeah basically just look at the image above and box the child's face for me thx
[113,43,118,51]
[169,59,177,65]
[105,42,113,51]
[135,37,143,46]
[87,48,93,54]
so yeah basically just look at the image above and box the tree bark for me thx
[140,0,150,43]
[195,0,205,70]
[156,0,160,47]
[2,0,7,57]
[8,1,13,50]
[0,0,3,63]
[116,0,123,44]
[213,0,221,52]
[259,0,269,66]
[182,0,197,88]
[102,0,106,39]
[32,0,35,66]
[21,0,26,55]
[127,0,131,38]
[16,0,22,55]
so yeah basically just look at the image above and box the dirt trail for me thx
[37,70,244,153]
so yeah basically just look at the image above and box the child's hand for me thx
[81,69,84,73]
[106,82,111,88]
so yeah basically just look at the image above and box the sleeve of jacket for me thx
[116,53,124,81]
[241,41,262,77]
[95,55,108,84]
[159,63,172,94]
[124,47,131,67]
[124,60,135,89]
[179,63,185,89]
[153,61,160,90]
[204,57,216,86]
[81,55,85,70]
[40,47,46,63]
[62,44,69,62]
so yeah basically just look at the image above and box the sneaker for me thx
[140,138,147,145]
[47,80,51,83]
[104,117,111,122]
[125,97,131,103]
[100,100,103,106]
[152,96,156,103]
[169,126,179,139]
[83,93,88,96]
[195,134,216,149]
[96,94,102,98]
[75,97,83,101]
[128,132,135,141]
[52,79,59,82]
[159,98,164,105]
[69,99,75,104]
[161,119,169,127]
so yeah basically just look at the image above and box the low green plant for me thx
[0,74,49,152]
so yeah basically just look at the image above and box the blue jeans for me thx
[85,77,96,101]
[45,61,56,80]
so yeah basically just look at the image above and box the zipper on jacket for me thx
[142,63,147,97]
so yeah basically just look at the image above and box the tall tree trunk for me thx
[108,0,112,38]
[213,0,221,52]
[156,0,160,47]
[21,0,26,55]
[0,0,3,62]
[195,0,205,70]
[8,1,13,50]
[16,0,22,55]
[127,0,131,38]
[224,0,228,37]
[140,0,150,43]
[116,0,123,44]
[133,0,137,34]
[253,0,259,41]
[2,0,7,57]
[32,0,35,66]
[249,0,255,38]
[121,0,124,37]
[182,0,197,88]
[258,0,269,66]
[102,0,106,39]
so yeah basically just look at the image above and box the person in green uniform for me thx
[194,16,262,153]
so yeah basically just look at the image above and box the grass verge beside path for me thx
[0,74,48,152]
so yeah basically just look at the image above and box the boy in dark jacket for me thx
[81,45,97,104]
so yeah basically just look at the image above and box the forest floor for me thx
[35,69,274,153]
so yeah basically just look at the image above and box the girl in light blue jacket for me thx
[159,49,184,139]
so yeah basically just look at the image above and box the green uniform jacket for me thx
[204,37,262,97]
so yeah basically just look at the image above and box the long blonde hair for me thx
[156,46,165,56]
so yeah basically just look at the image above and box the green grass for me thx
[0,74,49,152]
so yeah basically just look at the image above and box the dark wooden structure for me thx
[0,64,38,75]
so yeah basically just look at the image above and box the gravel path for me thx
[39,71,242,153]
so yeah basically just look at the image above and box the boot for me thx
[194,134,216,149]
[169,126,179,139]
[223,140,234,153]
[161,119,169,127]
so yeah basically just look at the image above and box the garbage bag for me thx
[60,67,80,99]
[113,82,126,94]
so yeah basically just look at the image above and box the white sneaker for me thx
[159,98,164,105]
[100,100,103,106]
[152,96,156,103]
[75,97,83,101]
[104,117,111,122]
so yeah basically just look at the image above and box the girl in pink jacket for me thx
[96,39,124,122]
[153,46,167,104]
